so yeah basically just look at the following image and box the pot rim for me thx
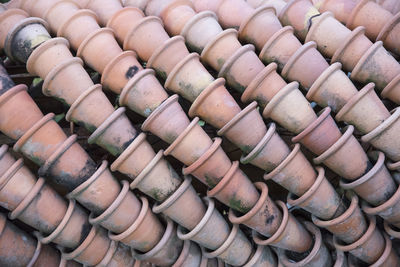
[306,62,342,102]
[146,35,185,69]
[65,84,103,122]
[101,50,138,88]
[387,158,400,171]
[42,0,80,23]
[130,149,164,190]
[201,224,240,258]
[96,240,118,267]
[331,26,366,64]
[77,27,115,59]
[119,69,156,106]
[362,182,400,215]
[26,235,42,267]
[218,44,255,79]
[377,11,400,42]
[207,161,239,197]
[0,144,8,161]
[381,72,400,100]
[180,10,217,38]
[242,244,272,267]
[200,28,238,61]
[333,248,346,267]
[164,117,200,156]
[262,81,299,118]
[164,52,199,90]
[217,101,258,136]
[361,107,400,143]
[152,176,190,214]
[62,226,105,260]
[350,41,383,81]
[345,0,369,29]
[305,11,333,43]
[171,239,192,267]
[370,233,393,267]
[383,221,400,238]
[57,9,98,38]
[0,8,28,24]
[106,6,144,30]
[238,4,276,39]
[0,157,23,192]
[259,25,294,60]
[0,84,27,108]
[264,143,301,180]
[159,0,194,20]
[141,94,179,132]
[281,41,317,79]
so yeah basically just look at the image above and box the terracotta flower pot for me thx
[306,62,358,113]
[201,224,253,266]
[62,226,111,266]
[384,221,400,239]
[370,233,400,267]
[314,125,371,180]
[333,215,385,264]
[241,123,290,172]
[262,82,317,134]
[264,144,317,196]
[317,0,357,24]
[65,84,115,132]
[292,107,342,155]
[362,183,400,228]
[13,113,67,166]
[131,150,182,202]
[0,84,43,140]
[305,11,351,58]
[38,199,91,249]
[88,107,138,156]
[0,8,29,50]
[20,0,60,18]
[208,161,260,213]
[146,36,190,80]
[200,29,242,72]
[27,37,72,80]
[77,28,122,74]
[312,192,368,244]
[111,132,156,179]
[107,7,144,44]
[212,0,254,29]
[218,102,267,153]
[229,182,282,237]
[4,17,50,63]
[281,42,329,89]
[332,248,347,267]
[259,26,302,71]
[29,236,63,267]
[188,78,241,130]
[377,0,400,14]
[164,53,215,102]
[42,0,80,34]
[86,0,123,26]
[172,240,201,267]
[180,11,222,53]
[243,245,277,267]
[96,241,135,267]
[278,222,332,267]
[132,218,183,267]
[42,57,94,106]
[57,9,100,51]
[89,180,141,234]
[331,26,372,72]
[123,16,170,63]
[67,160,120,215]
[382,73,400,105]
[199,256,224,267]
[38,135,97,191]
[0,145,14,177]
[361,108,400,162]
[177,197,230,250]
[159,1,197,37]
[242,63,287,109]
[109,196,164,252]
[252,201,313,253]
[238,5,282,51]
[101,50,143,95]
[119,69,169,117]
[340,152,396,207]
[278,0,320,40]
[377,12,400,56]
[153,177,206,230]
[141,95,190,144]
[218,44,265,93]
[164,117,213,166]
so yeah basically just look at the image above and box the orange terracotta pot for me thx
[188,78,241,129]
[27,37,72,79]
[107,7,144,44]
[42,57,94,106]
[214,0,254,29]
[164,53,215,102]
[259,26,302,71]
[241,123,290,172]
[42,0,80,34]
[0,145,14,177]
[317,0,357,24]
[38,199,91,249]
[218,102,267,153]
[243,245,277,267]
[164,117,213,166]
[182,138,232,188]
[57,9,100,51]
[201,224,253,266]
[13,113,67,166]
[252,201,313,253]
[0,8,29,50]
[29,236,63,267]
[88,107,138,156]
[77,28,122,74]
[109,196,164,252]
[101,50,143,95]
[264,144,317,196]
[153,177,206,230]
[377,12,400,56]
[370,233,400,267]
[130,150,182,202]
[218,44,265,93]
[292,107,342,155]
[242,63,287,109]
[177,197,230,250]
[146,37,190,81]
[307,62,358,113]
[62,226,111,266]
[377,0,400,14]
[361,108,400,162]
[132,218,183,267]
[86,0,123,26]
[20,0,61,18]
[111,133,156,179]
[381,74,400,105]
[123,0,149,10]
[89,180,141,233]
[67,160,121,215]
[172,240,201,267]
[199,256,224,267]
[145,0,193,22]
[262,82,317,134]
[0,84,43,140]
[281,41,329,89]
[66,84,115,132]
[120,69,168,117]
[161,2,197,36]
[314,125,371,180]
[208,161,260,213]
[229,182,282,237]
[141,95,190,144]
[96,241,135,267]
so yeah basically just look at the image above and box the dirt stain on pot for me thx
[125,65,140,80]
